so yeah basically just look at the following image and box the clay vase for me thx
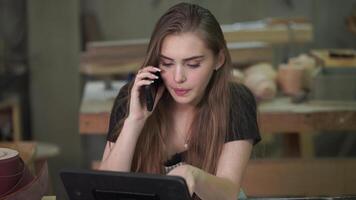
[277,64,304,96]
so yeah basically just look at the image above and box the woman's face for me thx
[159,32,222,106]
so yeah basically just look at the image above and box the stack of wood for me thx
[80,39,148,77]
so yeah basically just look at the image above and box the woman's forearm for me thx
[194,167,240,200]
[99,117,145,171]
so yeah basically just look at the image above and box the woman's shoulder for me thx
[114,81,131,100]
[229,81,256,108]
[107,81,131,142]
[111,81,131,115]
[227,81,261,145]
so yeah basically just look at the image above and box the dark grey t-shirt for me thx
[106,82,261,145]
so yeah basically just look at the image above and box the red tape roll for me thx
[0,148,34,198]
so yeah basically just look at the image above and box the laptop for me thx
[60,169,192,200]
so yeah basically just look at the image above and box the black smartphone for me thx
[144,71,162,111]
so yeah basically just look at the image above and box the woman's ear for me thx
[215,50,225,71]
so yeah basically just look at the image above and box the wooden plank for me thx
[80,39,148,76]
[300,133,315,158]
[228,42,274,65]
[222,23,313,44]
[80,61,141,76]
[80,112,110,134]
[311,49,356,68]
[242,159,356,197]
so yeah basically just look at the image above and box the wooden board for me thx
[242,159,356,197]
[311,49,356,68]
[222,23,313,44]
[228,42,274,65]
[80,39,148,76]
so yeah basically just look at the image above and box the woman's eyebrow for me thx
[159,54,205,62]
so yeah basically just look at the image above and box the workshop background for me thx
[1,0,356,199]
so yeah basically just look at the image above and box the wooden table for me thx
[259,98,356,133]
[259,98,356,157]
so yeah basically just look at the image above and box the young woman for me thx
[100,3,261,200]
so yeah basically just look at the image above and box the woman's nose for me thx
[174,66,187,83]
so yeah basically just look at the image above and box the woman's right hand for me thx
[127,66,165,122]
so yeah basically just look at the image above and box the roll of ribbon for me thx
[0,148,34,198]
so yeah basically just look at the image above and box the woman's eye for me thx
[160,63,173,67]
[187,63,200,68]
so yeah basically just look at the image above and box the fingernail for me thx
[155,68,161,71]
[154,75,159,79]
[151,80,154,83]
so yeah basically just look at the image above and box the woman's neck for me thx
[166,100,197,153]
[172,103,196,115]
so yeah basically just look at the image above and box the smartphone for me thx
[144,71,162,111]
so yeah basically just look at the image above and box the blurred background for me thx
[1,0,356,199]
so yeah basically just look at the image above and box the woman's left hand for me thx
[167,164,200,196]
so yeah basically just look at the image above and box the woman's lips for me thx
[173,88,191,96]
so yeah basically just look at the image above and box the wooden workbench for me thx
[259,98,356,133]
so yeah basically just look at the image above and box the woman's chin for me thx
[169,92,194,105]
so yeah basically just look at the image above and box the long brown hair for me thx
[115,3,232,175]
